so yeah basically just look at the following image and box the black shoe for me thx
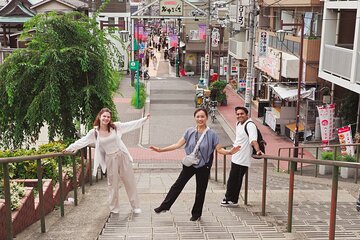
[190,216,201,221]
[154,206,167,214]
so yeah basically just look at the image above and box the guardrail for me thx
[0,147,94,240]
[213,143,360,240]
[278,143,360,182]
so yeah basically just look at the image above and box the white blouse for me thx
[99,131,121,154]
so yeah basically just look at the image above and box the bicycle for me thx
[209,101,218,123]
[199,95,210,111]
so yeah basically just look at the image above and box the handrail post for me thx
[58,156,64,217]
[329,165,339,240]
[355,145,359,184]
[277,149,281,172]
[300,148,304,175]
[81,148,85,194]
[244,170,248,205]
[36,159,45,233]
[215,150,218,181]
[88,147,93,186]
[287,149,291,173]
[223,155,226,185]
[262,158,268,216]
[287,160,296,232]
[3,163,13,240]
[315,147,319,177]
[72,156,78,206]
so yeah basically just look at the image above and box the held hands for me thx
[62,149,73,154]
[256,150,264,155]
[146,113,150,119]
[228,145,240,155]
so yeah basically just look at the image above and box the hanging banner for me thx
[211,28,220,48]
[338,126,355,156]
[198,24,206,40]
[317,104,336,145]
[259,31,268,56]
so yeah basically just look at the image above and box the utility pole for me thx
[204,0,211,87]
[244,0,256,116]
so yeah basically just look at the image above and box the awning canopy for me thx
[269,84,316,101]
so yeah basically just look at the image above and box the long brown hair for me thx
[93,108,116,132]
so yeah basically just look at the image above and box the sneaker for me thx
[133,208,142,214]
[220,199,238,207]
[154,206,168,214]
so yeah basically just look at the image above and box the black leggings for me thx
[158,165,211,218]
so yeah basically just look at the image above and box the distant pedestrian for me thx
[220,106,263,207]
[150,108,240,221]
[152,55,157,69]
[63,108,150,214]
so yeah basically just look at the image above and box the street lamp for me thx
[119,30,129,43]
[276,16,304,233]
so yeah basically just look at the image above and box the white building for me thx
[319,0,360,94]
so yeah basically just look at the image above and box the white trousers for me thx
[105,151,139,213]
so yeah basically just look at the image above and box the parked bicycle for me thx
[209,100,218,123]
[199,95,210,111]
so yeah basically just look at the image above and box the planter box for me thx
[0,187,35,239]
[340,167,355,179]
[319,165,333,175]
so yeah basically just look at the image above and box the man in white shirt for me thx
[221,106,263,207]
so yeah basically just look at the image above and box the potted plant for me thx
[339,154,357,179]
[210,80,228,106]
[319,151,336,175]
[184,65,194,76]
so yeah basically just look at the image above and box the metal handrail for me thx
[0,147,94,240]
[253,154,360,240]
[277,143,360,182]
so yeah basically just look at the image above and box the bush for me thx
[338,154,357,162]
[0,181,25,210]
[210,80,227,104]
[131,82,147,109]
[321,151,342,161]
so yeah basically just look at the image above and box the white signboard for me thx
[259,31,268,56]
[160,0,183,16]
[204,53,210,71]
[237,3,245,27]
[211,28,220,48]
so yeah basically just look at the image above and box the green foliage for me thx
[339,92,358,127]
[0,182,26,210]
[0,11,118,149]
[321,151,341,161]
[210,80,227,103]
[338,154,357,162]
[131,83,147,109]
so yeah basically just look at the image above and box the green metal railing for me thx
[0,147,94,240]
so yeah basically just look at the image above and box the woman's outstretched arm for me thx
[149,137,186,153]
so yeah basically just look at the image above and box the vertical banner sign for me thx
[317,104,336,145]
[160,0,183,16]
[259,31,267,56]
[338,125,355,156]
[211,28,220,48]
[237,1,245,27]
[204,53,210,71]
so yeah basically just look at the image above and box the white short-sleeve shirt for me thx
[231,118,258,167]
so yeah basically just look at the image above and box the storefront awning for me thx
[269,84,316,101]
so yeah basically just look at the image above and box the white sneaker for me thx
[133,208,142,214]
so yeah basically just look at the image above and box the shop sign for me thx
[259,31,267,56]
[160,0,183,16]
[204,53,210,71]
[317,104,336,145]
[237,1,246,27]
[338,125,355,156]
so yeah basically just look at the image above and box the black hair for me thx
[234,106,248,115]
[194,108,208,118]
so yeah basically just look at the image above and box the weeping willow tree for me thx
[0,10,118,149]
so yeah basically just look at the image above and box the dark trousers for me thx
[224,162,248,203]
[159,165,211,218]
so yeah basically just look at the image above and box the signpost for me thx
[160,0,183,16]
[129,61,140,108]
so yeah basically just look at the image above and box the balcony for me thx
[322,44,352,80]
[228,38,246,60]
[261,0,322,6]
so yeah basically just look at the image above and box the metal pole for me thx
[329,166,339,240]
[131,18,135,86]
[58,157,64,217]
[204,0,211,88]
[37,159,45,233]
[293,16,305,160]
[3,163,13,240]
[262,158,268,216]
[244,0,256,116]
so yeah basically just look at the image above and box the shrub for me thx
[338,154,357,162]
[210,80,227,103]
[321,151,341,161]
[131,82,147,109]
[0,181,25,210]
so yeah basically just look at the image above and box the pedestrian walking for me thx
[152,55,157,69]
[63,108,150,214]
[220,106,263,207]
[150,108,240,221]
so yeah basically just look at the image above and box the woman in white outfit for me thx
[63,108,150,214]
